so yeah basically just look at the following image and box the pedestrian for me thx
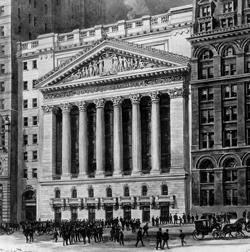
[119,229,124,246]
[53,229,59,242]
[156,227,162,250]
[152,216,155,226]
[135,227,144,247]
[179,230,186,246]
[162,229,169,249]
[142,223,149,237]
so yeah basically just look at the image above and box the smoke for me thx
[124,0,150,19]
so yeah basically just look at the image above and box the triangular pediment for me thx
[37,38,189,89]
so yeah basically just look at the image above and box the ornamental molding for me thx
[129,94,141,104]
[43,75,185,100]
[94,99,105,108]
[59,103,72,112]
[111,97,123,106]
[150,92,160,103]
[76,101,87,111]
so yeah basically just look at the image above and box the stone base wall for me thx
[37,177,188,221]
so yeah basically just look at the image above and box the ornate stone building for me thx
[18,5,192,222]
[190,0,250,217]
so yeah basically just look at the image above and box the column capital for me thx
[60,103,72,112]
[42,105,57,113]
[112,97,123,107]
[168,88,188,99]
[94,99,105,108]
[150,92,160,103]
[129,94,141,104]
[77,101,87,112]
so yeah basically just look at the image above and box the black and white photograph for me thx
[0,0,250,251]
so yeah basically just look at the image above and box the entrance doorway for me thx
[123,206,131,220]
[54,207,61,222]
[105,206,113,221]
[88,207,95,222]
[142,205,150,222]
[160,204,169,223]
[23,189,36,221]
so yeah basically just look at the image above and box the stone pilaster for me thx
[95,99,105,177]
[150,92,160,174]
[237,83,246,146]
[214,168,223,205]
[41,105,57,179]
[61,103,71,179]
[130,94,142,175]
[112,97,123,176]
[77,101,88,178]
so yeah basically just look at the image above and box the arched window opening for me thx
[198,50,214,79]
[245,43,250,73]
[161,184,168,195]
[142,185,148,196]
[71,188,77,198]
[55,189,60,199]
[124,185,130,197]
[223,157,238,206]
[106,187,112,198]
[88,187,94,198]
[222,46,236,76]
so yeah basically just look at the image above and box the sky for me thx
[103,0,193,23]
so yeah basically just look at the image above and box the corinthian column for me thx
[150,92,161,174]
[112,97,123,176]
[130,94,142,175]
[61,103,71,179]
[95,99,105,177]
[78,101,88,178]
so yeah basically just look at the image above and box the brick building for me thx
[18,5,192,222]
[190,0,250,217]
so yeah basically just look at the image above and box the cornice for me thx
[189,24,250,43]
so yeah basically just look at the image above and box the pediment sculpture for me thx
[62,51,163,83]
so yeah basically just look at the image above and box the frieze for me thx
[41,105,54,113]
[43,75,185,100]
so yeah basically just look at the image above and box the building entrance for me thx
[88,207,95,222]
[123,205,131,220]
[142,205,150,222]
[105,206,113,221]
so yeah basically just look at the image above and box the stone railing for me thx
[50,198,64,207]
[68,197,82,206]
[20,4,192,54]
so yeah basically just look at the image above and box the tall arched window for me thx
[222,46,236,76]
[141,185,148,196]
[161,184,168,195]
[245,43,250,73]
[198,50,214,79]
[106,187,112,198]
[223,157,238,206]
[55,188,60,199]
[124,185,130,197]
[246,156,250,204]
[199,159,214,206]
[88,187,94,198]
[71,188,77,198]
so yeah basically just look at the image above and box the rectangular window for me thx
[23,168,27,178]
[23,81,28,91]
[0,45,5,55]
[200,132,214,149]
[0,64,5,74]
[32,60,37,69]
[224,130,237,147]
[23,62,28,70]
[0,6,4,15]
[24,152,28,161]
[28,14,31,24]
[0,26,4,37]
[223,106,237,121]
[23,135,28,145]
[32,116,38,126]
[23,99,28,109]
[32,168,37,178]
[223,84,237,98]
[0,99,4,110]
[32,150,37,160]
[200,109,214,124]
[23,117,28,127]
[228,17,233,27]
[32,98,37,108]
[34,16,37,27]
[201,6,210,17]
[199,87,214,101]
[32,134,37,144]
[247,128,250,145]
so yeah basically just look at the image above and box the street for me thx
[0,224,250,252]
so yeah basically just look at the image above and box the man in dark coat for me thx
[156,227,162,250]
[135,227,144,247]
[162,229,169,249]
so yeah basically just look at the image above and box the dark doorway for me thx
[142,205,150,222]
[54,207,61,223]
[160,204,169,222]
[123,206,131,220]
[88,207,95,222]
[105,206,113,221]
[23,189,36,221]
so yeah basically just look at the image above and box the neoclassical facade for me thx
[18,5,192,222]
[190,0,250,216]
[35,38,190,221]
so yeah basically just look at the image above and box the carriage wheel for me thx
[235,231,246,239]
[219,231,225,239]
[193,230,204,240]
[245,223,250,232]
[212,230,220,239]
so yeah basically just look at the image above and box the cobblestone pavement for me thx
[1,224,250,252]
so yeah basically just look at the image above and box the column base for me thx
[95,171,104,178]
[61,173,71,180]
[132,171,141,176]
[113,171,122,177]
[150,169,160,175]
[78,173,87,179]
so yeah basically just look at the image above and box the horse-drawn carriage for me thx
[192,218,246,240]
